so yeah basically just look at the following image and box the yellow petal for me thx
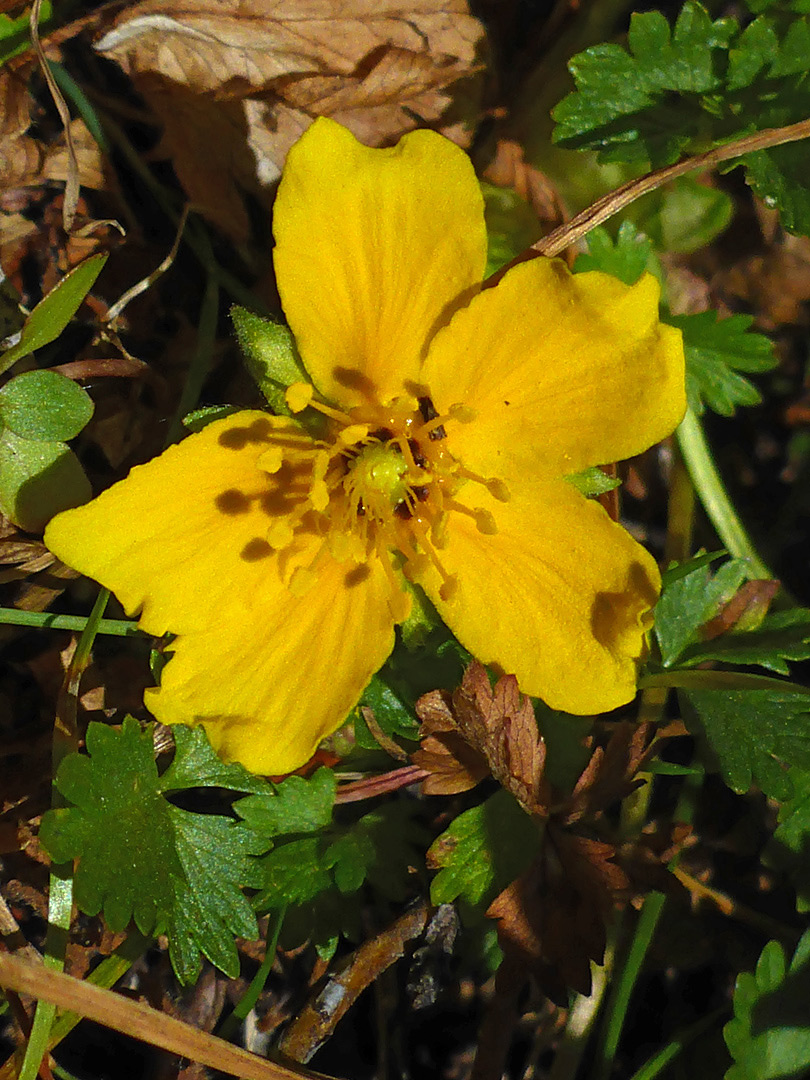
[414,478,660,715]
[145,550,397,775]
[273,117,487,409]
[45,412,311,636]
[44,410,400,773]
[421,259,685,483]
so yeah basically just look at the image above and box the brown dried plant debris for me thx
[88,0,487,242]
[414,662,667,998]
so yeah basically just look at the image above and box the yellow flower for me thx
[44,118,685,775]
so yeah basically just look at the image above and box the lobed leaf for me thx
[39,718,266,984]
[666,310,777,417]
[725,929,810,1079]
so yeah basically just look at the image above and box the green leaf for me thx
[231,306,307,413]
[552,2,732,167]
[769,766,810,911]
[0,1,52,67]
[429,790,540,908]
[666,311,777,417]
[237,767,336,837]
[354,673,420,751]
[565,466,622,498]
[679,608,810,675]
[655,555,749,666]
[39,718,264,984]
[182,404,242,433]
[158,724,271,795]
[743,142,810,238]
[633,175,734,253]
[0,255,107,376]
[0,430,91,532]
[0,369,93,441]
[725,929,810,1079]
[680,686,810,798]
[244,770,425,955]
[573,221,655,284]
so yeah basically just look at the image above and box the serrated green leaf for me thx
[666,310,777,417]
[237,767,336,837]
[680,687,810,798]
[769,765,810,911]
[0,255,107,376]
[0,369,93,441]
[0,429,91,532]
[727,17,779,90]
[655,556,750,665]
[744,142,810,238]
[724,929,810,1079]
[573,221,654,284]
[158,724,271,795]
[678,608,810,675]
[429,790,540,908]
[38,718,262,984]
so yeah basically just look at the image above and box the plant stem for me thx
[0,607,139,636]
[676,409,773,580]
[594,894,666,1080]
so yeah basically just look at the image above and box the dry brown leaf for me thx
[486,830,629,1001]
[91,0,486,241]
[414,662,549,810]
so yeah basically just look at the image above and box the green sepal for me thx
[231,306,307,413]
[565,466,622,498]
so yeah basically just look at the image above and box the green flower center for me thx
[348,442,409,511]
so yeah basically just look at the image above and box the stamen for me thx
[457,465,511,502]
[408,514,458,602]
[445,498,499,536]
[285,382,357,427]
[338,423,370,446]
[415,402,478,438]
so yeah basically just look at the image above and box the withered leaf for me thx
[486,828,629,1001]
[414,662,548,811]
[91,0,486,242]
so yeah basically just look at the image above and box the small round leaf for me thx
[0,369,94,441]
[0,430,92,532]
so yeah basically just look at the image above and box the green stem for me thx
[0,606,139,636]
[677,409,773,580]
[217,907,286,1043]
[595,893,667,1080]
[626,1008,727,1080]
[166,265,220,444]
[20,591,112,1079]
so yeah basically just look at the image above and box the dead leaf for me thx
[414,662,549,810]
[91,0,486,241]
[486,829,629,1000]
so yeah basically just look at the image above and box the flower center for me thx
[258,385,510,611]
[348,442,410,514]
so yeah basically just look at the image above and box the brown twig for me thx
[0,953,329,1080]
[278,901,430,1064]
[335,765,429,804]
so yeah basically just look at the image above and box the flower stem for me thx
[676,409,773,580]
[0,606,139,636]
